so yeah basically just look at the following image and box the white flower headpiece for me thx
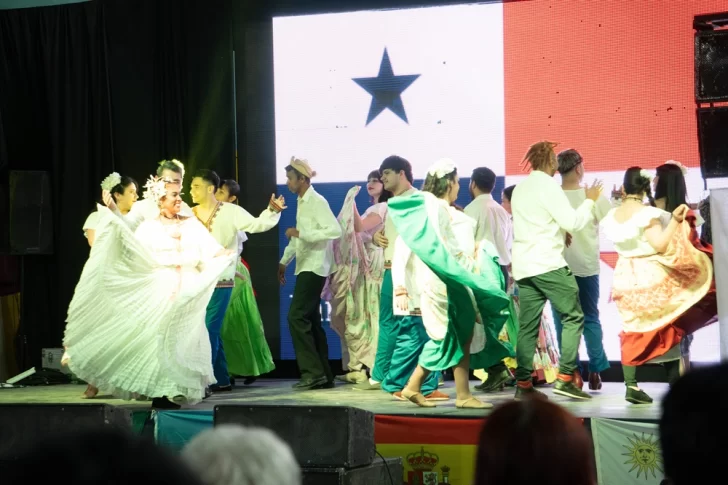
[639,169,653,184]
[428,158,457,179]
[100,172,121,192]
[665,160,688,176]
[143,175,175,204]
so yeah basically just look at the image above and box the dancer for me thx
[278,157,342,390]
[215,179,276,384]
[84,174,138,247]
[601,167,716,403]
[353,156,443,400]
[476,184,560,393]
[464,167,512,280]
[326,170,391,384]
[653,161,712,373]
[511,141,602,400]
[63,176,237,408]
[391,159,511,408]
[190,170,284,392]
[552,149,610,390]
[122,159,194,230]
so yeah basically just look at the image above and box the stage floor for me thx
[0,379,667,421]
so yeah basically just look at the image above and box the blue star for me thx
[352,48,420,126]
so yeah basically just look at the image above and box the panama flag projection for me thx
[271,1,722,361]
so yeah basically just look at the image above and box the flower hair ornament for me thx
[100,172,121,192]
[428,158,457,179]
[665,160,689,176]
[639,169,653,185]
[143,175,174,204]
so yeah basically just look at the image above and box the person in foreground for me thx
[510,141,602,400]
[660,362,728,485]
[475,399,596,485]
[62,176,236,408]
[390,159,511,409]
[600,167,716,404]
[182,424,301,485]
[278,157,342,390]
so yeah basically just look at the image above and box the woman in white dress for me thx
[601,167,716,404]
[83,174,138,247]
[63,176,236,408]
[326,170,391,384]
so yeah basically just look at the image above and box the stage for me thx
[0,379,671,484]
[0,378,666,421]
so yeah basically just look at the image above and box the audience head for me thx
[470,167,496,198]
[654,162,688,213]
[379,155,414,194]
[660,362,728,485]
[423,158,459,204]
[622,167,654,205]
[475,399,596,485]
[216,179,241,204]
[366,169,392,203]
[183,425,301,485]
[522,141,559,176]
[6,428,203,485]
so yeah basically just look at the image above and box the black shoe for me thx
[553,379,592,400]
[292,376,328,390]
[625,387,653,404]
[229,376,236,387]
[320,380,335,389]
[152,397,181,409]
[244,377,257,385]
[514,385,548,401]
[210,384,233,393]
[476,369,512,393]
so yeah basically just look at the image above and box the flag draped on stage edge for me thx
[591,418,665,485]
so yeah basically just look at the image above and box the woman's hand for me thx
[672,204,689,223]
[102,190,118,212]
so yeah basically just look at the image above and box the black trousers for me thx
[288,271,333,381]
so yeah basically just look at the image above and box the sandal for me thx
[455,397,493,409]
[401,389,436,408]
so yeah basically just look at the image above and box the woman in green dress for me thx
[390,159,512,409]
[216,180,275,382]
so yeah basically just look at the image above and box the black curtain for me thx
[0,0,234,368]
[0,2,114,368]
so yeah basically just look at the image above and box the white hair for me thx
[182,425,301,485]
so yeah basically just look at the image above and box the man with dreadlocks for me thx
[511,141,603,400]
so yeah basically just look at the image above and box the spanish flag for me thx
[375,415,483,485]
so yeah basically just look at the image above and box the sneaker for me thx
[475,369,512,393]
[353,380,381,391]
[553,379,592,400]
[335,371,368,384]
[514,385,547,401]
[625,387,653,404]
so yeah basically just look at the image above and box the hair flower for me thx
[427,158,457,179]
[639,169,653,184]
[100,172,121,192]
[665,160,689,176]
[142,175,173,204]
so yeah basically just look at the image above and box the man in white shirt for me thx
[554,149,611,391]
[353,156,444,401]
[278,158,342,391]
[464,167,512,281]
[191,170,284,392]
[511,141,603,400]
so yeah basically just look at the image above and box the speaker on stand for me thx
[0,171,54,384]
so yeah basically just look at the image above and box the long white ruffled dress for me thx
[62,207,235,404]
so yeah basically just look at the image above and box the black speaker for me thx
[214,405,375,468]
[697,107,728,178]
[1,171,54,255]
[302,456,403,485]
[0,404,132,462]
[695,30,728,102]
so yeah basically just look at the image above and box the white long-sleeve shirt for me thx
[562,189,612,277]
[464,193,512,266]
[511,170,595,281]
[280,186,342,277]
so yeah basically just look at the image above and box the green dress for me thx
[221,261,275,377]
[388,192,514,372]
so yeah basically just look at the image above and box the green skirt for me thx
[221,261,275,377]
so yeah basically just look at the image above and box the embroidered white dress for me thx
[63,207,235,403]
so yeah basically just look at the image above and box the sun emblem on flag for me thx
[622,432,663,479]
